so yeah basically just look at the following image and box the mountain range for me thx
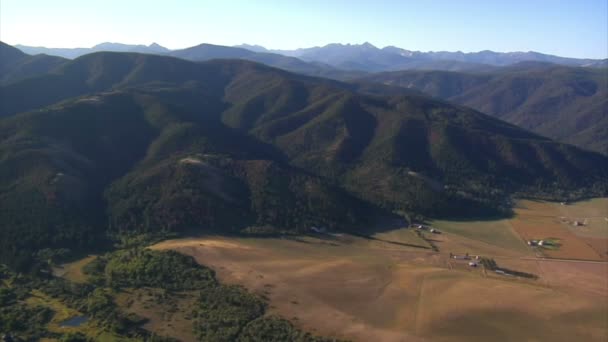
[15,42,170,59]
[16,41,607,72]
[359,63,608,155]
[237,42,607,70]
[3,41,607,155]
[1,49,606,269]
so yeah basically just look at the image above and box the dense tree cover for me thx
[1,247,336,341]
[238,316,341,342]
[359,65,608,155]
[0,52,606,275]
[479,257,537,279]
[0,42,66,85]
[85,249,216,290]
[0,303,54,340]
[193,285,266,341]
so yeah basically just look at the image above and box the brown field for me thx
[142,198,608,341]
[511,200,607,260]
[152,223,608,341]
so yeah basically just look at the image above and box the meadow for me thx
[150,199,608,341]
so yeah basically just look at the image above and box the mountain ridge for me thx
[13,41,605,71]
[0,42,66,85]
[0,50,606,272]
[358,64,608,155]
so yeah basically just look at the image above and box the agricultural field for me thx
[511,199,607,260]
[31,198,602,341]
[152,199,608,342]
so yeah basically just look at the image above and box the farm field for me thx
[511,200,607,260]
[151,198,608,342]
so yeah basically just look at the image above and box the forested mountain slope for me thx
[359,65,608,154]
[1,52,607,271]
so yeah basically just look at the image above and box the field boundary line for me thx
[520,257,607,264]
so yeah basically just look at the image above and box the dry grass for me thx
[147,198,608,341]
[152,228,608,341]
[53,255,97,283]
[511,200,606,260]
[429,219,532,257]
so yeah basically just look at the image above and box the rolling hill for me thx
[1,52,607,271]
[0,42,66,85]
[359,64,608,154]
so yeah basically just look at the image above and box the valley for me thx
[0,12,607,339]
[151,199,608,341]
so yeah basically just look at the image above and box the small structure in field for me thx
[560,202,568,206]
[527,240,538,246]
[468,262,478,267]
[310,226,327,234]
[452,253,470,260]
[573,221,583,227]
[429,228,441,234]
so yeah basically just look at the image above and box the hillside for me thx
[359,65,608,154]
[0,41,66,85]
[1,52,607,271]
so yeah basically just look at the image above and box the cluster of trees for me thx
[84,249,216,290]
[83,248,339,341]
[479,257,537,279]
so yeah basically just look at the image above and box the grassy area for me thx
[430,219,529,254]
[24,290,139,341]
[53,255,97,283]
[25,290,86,334]
[152,235,607,342]
[371,228,432,249]
[558,198,608,239]
[512,199,606,260]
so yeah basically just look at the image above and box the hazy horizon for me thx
[2,0,607,59]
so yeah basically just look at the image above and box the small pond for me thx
[60,315,89,327]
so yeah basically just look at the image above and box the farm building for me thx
[452,254,470,260]
[310,226,327,233]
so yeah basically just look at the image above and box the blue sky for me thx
[1,0,606,58]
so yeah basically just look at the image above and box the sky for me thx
[1,0,607,58]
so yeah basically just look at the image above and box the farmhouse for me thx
[468,262,478,267]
